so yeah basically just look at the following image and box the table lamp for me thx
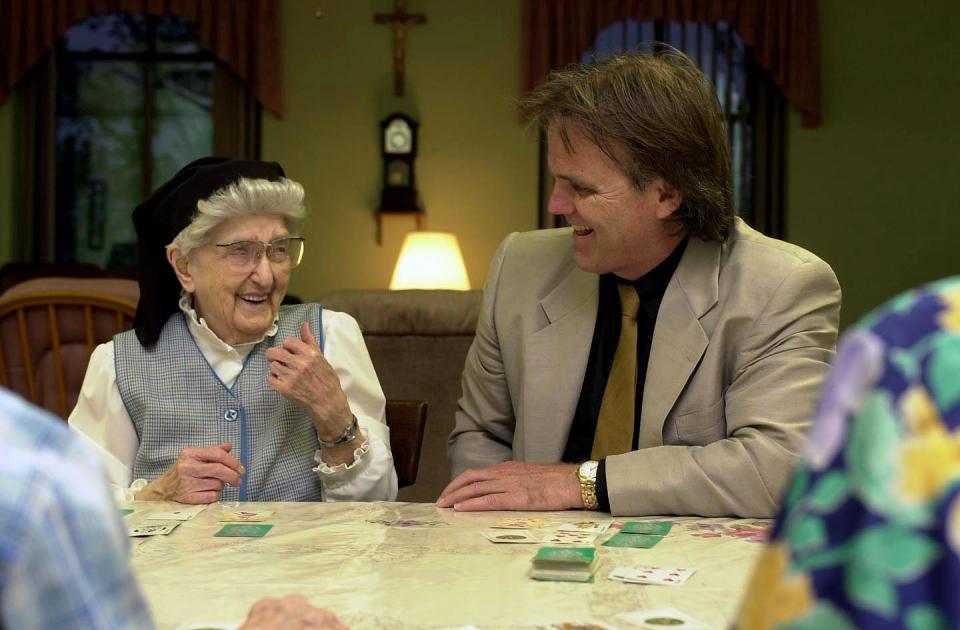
[389,231,470,290]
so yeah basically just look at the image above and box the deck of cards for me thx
[608,565,695,585]
[529,546,598,582]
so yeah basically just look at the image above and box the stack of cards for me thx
[603,521,672,548]
[529,546,598,582]
[608,565,695,585]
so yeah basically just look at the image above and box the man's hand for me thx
[437,461,583,512]
[239,594,347,630]
[265,322,354,441]
[136,443,244,504]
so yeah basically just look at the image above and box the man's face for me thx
[546,122,683,280]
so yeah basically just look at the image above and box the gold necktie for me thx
[591,283,640,459]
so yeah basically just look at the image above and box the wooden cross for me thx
[374,0,426,96]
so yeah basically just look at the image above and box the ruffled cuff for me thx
[118,478,148,503]
[313,429,372,487]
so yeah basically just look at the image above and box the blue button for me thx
[223,408,239,422]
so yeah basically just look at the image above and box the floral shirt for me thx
[739,277,960,629]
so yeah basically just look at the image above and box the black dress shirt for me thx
[562,238,688,511]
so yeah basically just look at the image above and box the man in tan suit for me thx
[439,50,841,518]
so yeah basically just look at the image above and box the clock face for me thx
[384,118,413,154]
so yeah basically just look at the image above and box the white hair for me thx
[170,176,306,255]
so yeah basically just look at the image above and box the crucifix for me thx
[374,0,426,96]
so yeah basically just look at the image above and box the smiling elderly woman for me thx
[69,158,397,503]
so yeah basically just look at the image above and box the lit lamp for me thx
[390,231,470,290]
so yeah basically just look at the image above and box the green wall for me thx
[786,1,960,327]
[0,100,13,263]
[1,0,957,328]
[264,0,537,299]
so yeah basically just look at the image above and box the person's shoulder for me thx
[858,276,960,342]
[0,391,101,511]
[502,228,574,258]
[721,218,837,288]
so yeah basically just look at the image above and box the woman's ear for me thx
[166,245,195,293]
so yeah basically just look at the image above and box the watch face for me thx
[384,118,413,154]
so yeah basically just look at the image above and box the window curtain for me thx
[0,0,283,117]
[521,0,821,127]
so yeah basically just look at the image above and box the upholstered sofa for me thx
[319,289,481,502]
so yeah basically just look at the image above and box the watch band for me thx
[317,414,360,448]
[577,461,599,510]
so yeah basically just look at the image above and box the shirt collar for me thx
[604,237,689,323]
[178,291,279,352]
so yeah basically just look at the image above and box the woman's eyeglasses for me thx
[215,237,305,270]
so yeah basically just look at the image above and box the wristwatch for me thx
[577,460,599,510]
[318,414,360,448]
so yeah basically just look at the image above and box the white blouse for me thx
[69,301,397,502]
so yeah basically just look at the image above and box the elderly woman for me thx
[70,158,397,503]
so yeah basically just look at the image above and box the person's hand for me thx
[239,594,348,630]
[265,322,354,441]
[136,443,244,503]
[437,461,583,511]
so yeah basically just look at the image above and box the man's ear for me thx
[166,245,195,293]
[654,179,683,220]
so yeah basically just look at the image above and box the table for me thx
[127,501,768,629]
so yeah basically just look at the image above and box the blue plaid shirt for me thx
[0,388,153,629]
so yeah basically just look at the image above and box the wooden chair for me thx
[385,399,428,488]
[0,278,139,419]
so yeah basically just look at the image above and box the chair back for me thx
[0,277,139,419]
[385,399,428,488]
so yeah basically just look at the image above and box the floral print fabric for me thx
[739,277,960,629]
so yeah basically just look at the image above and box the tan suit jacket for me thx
[449,218,841,517]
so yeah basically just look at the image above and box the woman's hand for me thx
[265,322,355,441]
[136,443,244,503]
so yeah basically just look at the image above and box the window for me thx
[55,14,214,271]
[539,22,786,238]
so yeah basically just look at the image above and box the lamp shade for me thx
[389,232,470,290]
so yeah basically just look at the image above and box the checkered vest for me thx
[114,303,325,501]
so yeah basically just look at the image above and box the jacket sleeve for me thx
[447,233,518,478]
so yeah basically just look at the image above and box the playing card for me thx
[608,565,696,586]
[128,523,179,537]
[481,529,539,543]
[542,530,599,545]
[602,532,663,548]
[620,521,673,536]
[555,520,610,534]
[146,505,206,521]
[617,608,708,629]
[492,517,547,529]
[218,509,274,522]
[214,523,273,537]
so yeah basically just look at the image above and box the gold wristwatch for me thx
[577,460,599,510]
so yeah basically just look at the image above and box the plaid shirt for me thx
[0,389,153,629]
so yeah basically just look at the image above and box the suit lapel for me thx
[521,265,597,462]
[638,237,719,448]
